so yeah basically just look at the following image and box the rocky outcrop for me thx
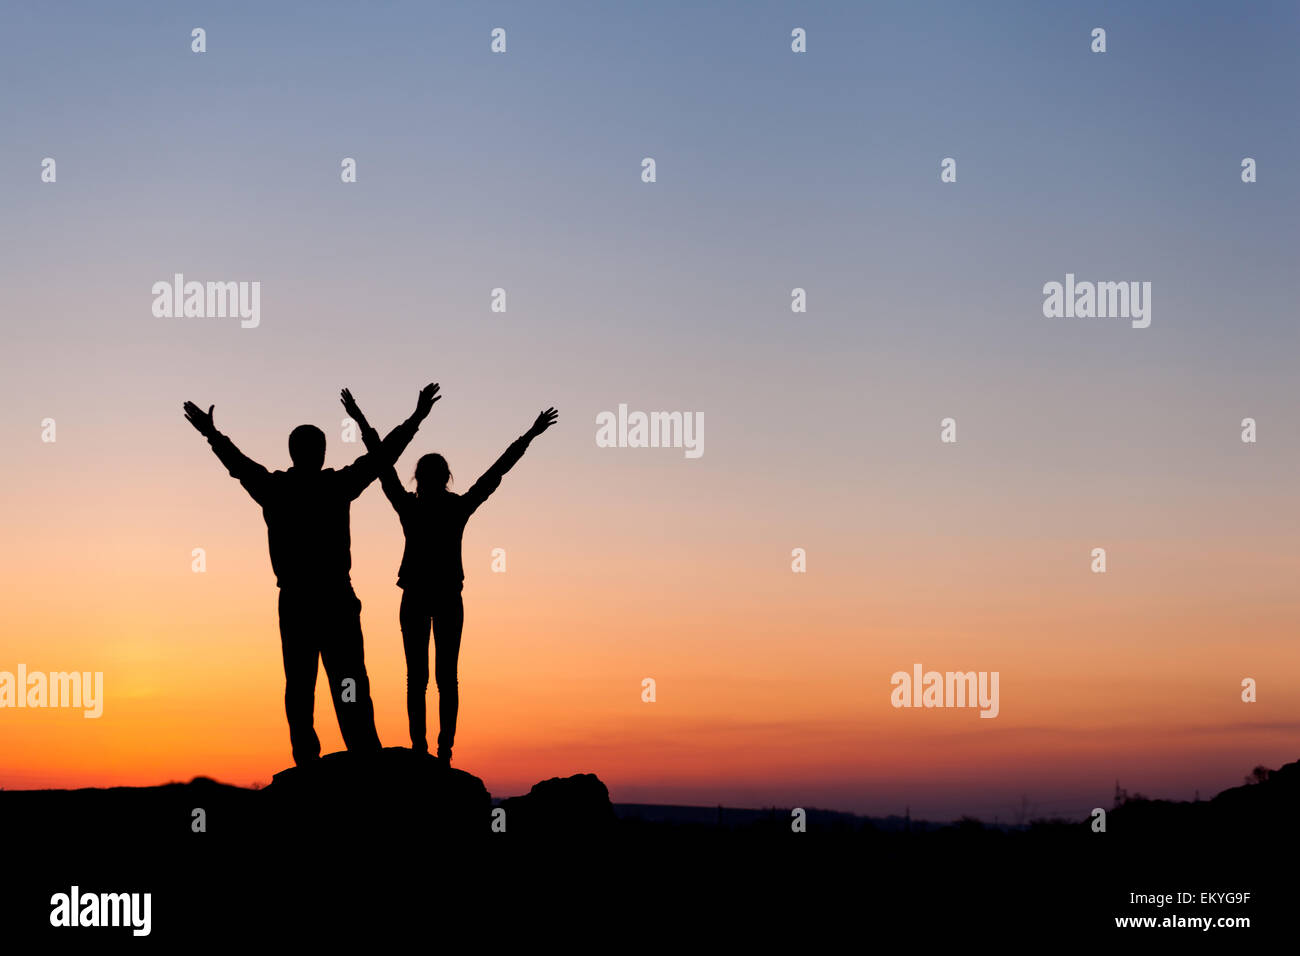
[496,772,615,834]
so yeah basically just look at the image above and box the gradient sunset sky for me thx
[1,1,1297,821]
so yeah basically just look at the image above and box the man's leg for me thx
[431,589,465,760]
[278,589,322,765]
[399,589,432,752]
[320,587,382,753]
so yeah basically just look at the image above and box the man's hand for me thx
[183,402,217,438]
[340,388,371,431]
[528,407,558,438]
[415,383,441,419]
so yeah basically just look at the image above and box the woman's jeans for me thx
[400,586,464,755]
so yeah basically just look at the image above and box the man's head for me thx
[288,424,326,472]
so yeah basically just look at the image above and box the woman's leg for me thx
[399,589,432,752]
[430,589,465,761]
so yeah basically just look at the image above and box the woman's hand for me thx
[339,388,368,430]
[528,407,558,437]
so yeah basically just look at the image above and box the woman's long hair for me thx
[413,453,452,496]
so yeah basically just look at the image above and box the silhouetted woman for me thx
[343,390,557,765]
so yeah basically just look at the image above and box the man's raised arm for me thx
[338,384,440,497]
[182,401,271,503]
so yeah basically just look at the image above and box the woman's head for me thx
[414,453,451,495]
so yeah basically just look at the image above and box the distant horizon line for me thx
[9,754,1289,827]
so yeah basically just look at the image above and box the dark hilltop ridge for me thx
[2,751,1293,939]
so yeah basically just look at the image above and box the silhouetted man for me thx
[182,384,440,765]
